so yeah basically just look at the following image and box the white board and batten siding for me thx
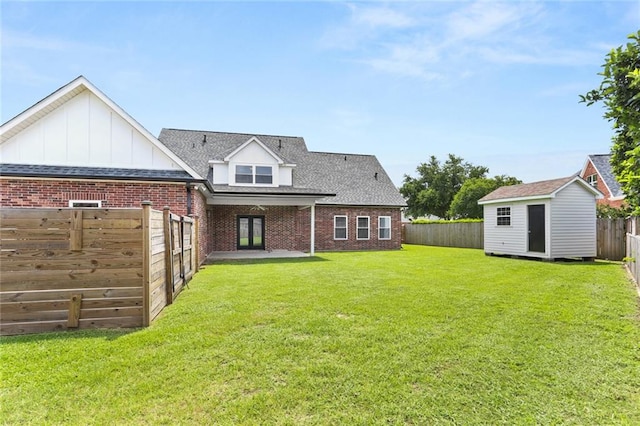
[1,88,183,171]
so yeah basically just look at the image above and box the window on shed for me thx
[378,216,391,240]
[334,216,347,240]
[357,216,370,240]
[497,207,511,226]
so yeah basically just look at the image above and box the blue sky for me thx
[2,1,638,186]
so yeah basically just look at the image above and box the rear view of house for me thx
[478,176,602,260]
[1,76,405,260]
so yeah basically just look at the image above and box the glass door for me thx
[237,216,265,250]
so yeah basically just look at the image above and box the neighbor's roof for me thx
[158,128,406,207]
[0,164,200,183]
[583,154,624,198]
[478,175,602,204]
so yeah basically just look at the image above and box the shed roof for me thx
[478,176,601,205]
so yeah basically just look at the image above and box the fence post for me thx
[141,201,152,327]
[191,215,199,272]
[163,207,174,306]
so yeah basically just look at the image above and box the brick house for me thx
[579,154,625,208]
[1,76,405,260]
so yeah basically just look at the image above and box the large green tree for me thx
[581,31,640,214]
[400,154,488,219]
[449,175,522,219]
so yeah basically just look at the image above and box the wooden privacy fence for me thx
[403,222,484,249]
[596,218,626,260]
[626,234,640,287]
[0,203,198,336]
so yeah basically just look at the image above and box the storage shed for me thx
[478,176,602,260]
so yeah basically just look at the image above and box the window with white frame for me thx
[497,207,511,226]
[235,165,273,185]
[378,216,391,240]
[69,200,102,208]
[586,174,598,187]
[334,215,348,240]
[357,216,370,240]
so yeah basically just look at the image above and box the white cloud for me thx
[321,1,612,83]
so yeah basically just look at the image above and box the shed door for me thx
[528,204,545,253]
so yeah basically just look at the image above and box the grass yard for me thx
[1,245,639,424]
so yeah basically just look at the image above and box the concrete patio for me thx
[205,250,310,262]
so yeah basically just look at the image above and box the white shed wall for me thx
[550,183,597,258]
[484,202,530,256]
[0,89,182,170]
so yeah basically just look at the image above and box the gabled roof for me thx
[1,76,202,180]
[223,136,286,164]
[581,154,624,199]
[478,176,602,205]
[158,128,406,207]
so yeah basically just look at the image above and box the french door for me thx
[237,216,265,250]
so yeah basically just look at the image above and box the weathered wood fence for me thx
[596,218,626,260]
[404,218,635,261]
[1,203,198,335]
[403,222,484,249]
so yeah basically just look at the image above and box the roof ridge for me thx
[160,128,303,139]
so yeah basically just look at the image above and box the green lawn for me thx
[2,245,639,424]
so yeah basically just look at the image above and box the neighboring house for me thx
[579,154,625,208]
[478,176,602,260]
[0,76,405,259]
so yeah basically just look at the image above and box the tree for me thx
[581,31,640,214]
[400,154,489,219]
[449,175,522,219]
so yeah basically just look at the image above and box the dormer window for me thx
[235,165,273,185]
[586,174,597,187]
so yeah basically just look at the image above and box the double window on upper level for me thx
[235,165,273,185]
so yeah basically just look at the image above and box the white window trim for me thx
[356,216,370,240]
[233,164,275,186]
[334,215,348,240]
[69,200,102,208]
[496,207,511,226]
[378,216,391,240]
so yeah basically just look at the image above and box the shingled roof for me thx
[478,176,600,204]
[158,128,406,207]
[585,154,624,198]
[0,163,198,182]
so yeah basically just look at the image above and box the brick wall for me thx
[0,178,189,213]
[209,204,402,252]
[580,162,625,208]
[314,206,402,251]
[210,205,310,252]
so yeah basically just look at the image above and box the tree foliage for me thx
[449,175,522,219]
[400,154,520,219]
[581,31,640,214]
